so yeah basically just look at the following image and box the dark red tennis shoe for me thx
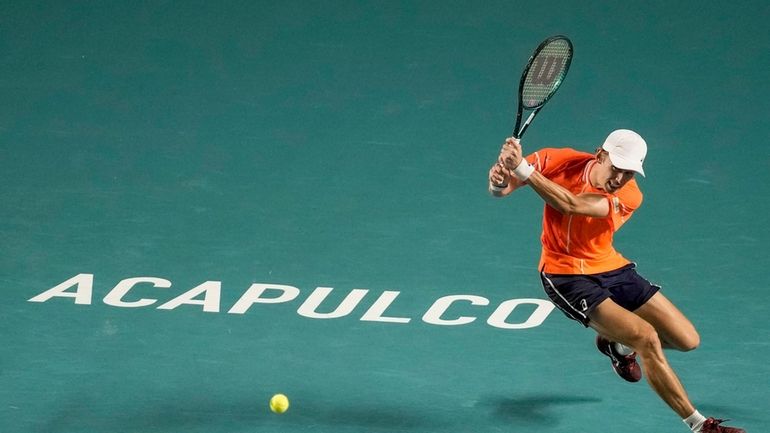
[595,336,642,382]
[699,418,746,433]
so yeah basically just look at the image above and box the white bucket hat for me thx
[601,129,647,177]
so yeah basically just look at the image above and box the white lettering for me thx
[422,295,489,326]
[487,298,555,329]
[360,291,410,323]
[103,277,171,308]
[228,283,300,314]
[297,287,368,319]
[157,281,221,312]
[28,275,556,331]
[28,273,93,305]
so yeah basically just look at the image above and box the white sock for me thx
[613,342,634,356]
[683,410,706,432]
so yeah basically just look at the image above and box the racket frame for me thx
[512,35,573,139]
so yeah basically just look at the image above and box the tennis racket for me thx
[511,35,573,139]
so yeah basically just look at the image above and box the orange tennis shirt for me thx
[524,147,643,275]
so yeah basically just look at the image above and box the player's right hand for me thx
[499,137,523,169]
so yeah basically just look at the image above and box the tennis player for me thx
[488,130,745,433]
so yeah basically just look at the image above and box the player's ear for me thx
[595,148,606,162]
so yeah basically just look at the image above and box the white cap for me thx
[601,129,647,177]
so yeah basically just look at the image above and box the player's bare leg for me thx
[633,292,700,352]
[588,298,695,418]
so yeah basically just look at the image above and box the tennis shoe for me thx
[595,336,642,382]
[699,418,745,433]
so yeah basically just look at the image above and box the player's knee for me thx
[633,323,662,355]
[679,331,700,352]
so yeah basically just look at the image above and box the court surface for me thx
[2,1,768,432]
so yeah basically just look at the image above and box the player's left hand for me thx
[498,137,523,169]
[489,162,511,186]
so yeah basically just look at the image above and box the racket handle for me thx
[516,110,538,138]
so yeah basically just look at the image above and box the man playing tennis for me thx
[488,130,745,433]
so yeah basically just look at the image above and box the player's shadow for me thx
[35,394,447,432]
[483,393,603,426]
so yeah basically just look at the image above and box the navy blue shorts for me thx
[540,263,660,327]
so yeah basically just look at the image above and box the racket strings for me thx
[522,39,572,108]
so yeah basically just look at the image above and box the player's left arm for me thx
[499,138,610,217]
[525,172,610,217]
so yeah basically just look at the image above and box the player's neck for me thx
[587,159,603,190]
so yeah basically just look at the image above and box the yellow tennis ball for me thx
[269,394,289,414]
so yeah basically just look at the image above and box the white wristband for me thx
[489,182,508,192]
[512,159,535,181]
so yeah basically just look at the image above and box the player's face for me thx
[595,152,635,193]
